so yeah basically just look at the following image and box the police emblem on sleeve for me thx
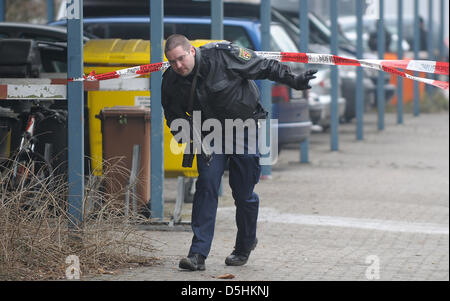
[238,48,252,60]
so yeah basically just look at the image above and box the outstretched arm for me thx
[221,43,317,90]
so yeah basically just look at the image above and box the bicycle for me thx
[8,102,67,194]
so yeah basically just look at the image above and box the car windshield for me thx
[310,13,355,47]
[269,23,299,52]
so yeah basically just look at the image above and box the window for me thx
[224,26,253,49]
[170,23,210,40]
[40,47,67,73]
[270,24,299,52]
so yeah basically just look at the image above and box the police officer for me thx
[161,34,317,271]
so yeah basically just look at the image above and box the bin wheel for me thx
[183,177,196,203]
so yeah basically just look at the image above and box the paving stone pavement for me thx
[87,112,449,281]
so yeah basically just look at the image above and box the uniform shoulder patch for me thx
[238,47,252,60]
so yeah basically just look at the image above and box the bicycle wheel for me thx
[10,151,33,190]
[10,150,54,192]
[31,151,55,191]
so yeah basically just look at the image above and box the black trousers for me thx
[188,148,261,259]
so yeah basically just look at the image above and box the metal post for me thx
[299,0,310,162]
[397,0,404,125]
[330,0,339,151]
[150,0,164,220]
[131,145,140,215]
[439,0,445,61]
[44,143,52,163]
[47,0,54,23]
[356,0,364,140]
[0,0,5,22]
[67,0,84,228]
[377,0,385,131]
[171,176,185,225]
[260,0,272,177]
[211,0,223,40]
[211,1,224,190]
[125,145,140,218]
[413,0,420,116]
[426,0,434,99]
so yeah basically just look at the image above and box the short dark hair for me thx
[164,34,192,54]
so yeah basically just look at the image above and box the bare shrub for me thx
[0,157,157,280]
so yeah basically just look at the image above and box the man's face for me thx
[166,45,196,77]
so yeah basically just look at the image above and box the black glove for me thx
[290,69,318,90]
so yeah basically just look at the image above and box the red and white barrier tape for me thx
[258,52,449,90]
[258,52,449,75]
[72,52,449,90]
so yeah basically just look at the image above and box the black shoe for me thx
[225,238,258,266]
[179,253,206,271]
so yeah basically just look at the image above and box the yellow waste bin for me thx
[83,39,218,177]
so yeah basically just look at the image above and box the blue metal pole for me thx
[330,0,339,151]
[397,0,404,125]
[150,0,164,220]
[439,0,445,60]
[299,0,309,162]
[377,0,385,131]
[413,0,420,116]
[356,0,364,140]
[0,0,5,22]
[211,0,224,193]
[67,0,84,228]
[211,0,223,40]
[47,0,54,23]
[260,0,272,176]
[426,0,434,99]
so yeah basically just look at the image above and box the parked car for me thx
[50,15,313,149]
[0,38,71,177]
[0,22,92,173]
[0,22,94,75]
[308,42,375,122]
[266,8,377,121]
[308,78,346,132]
[337,15,411,53]
[269,3,395,116]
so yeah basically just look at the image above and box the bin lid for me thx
[83,39,224,66]
[84,39,150,65]
[99,106,150,119]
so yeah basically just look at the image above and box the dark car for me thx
[0,23,91,174]
[0,37,70,176]
[0,22,94,74]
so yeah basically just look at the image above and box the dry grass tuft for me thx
[386,90,449,114]
[0,157,158,280]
